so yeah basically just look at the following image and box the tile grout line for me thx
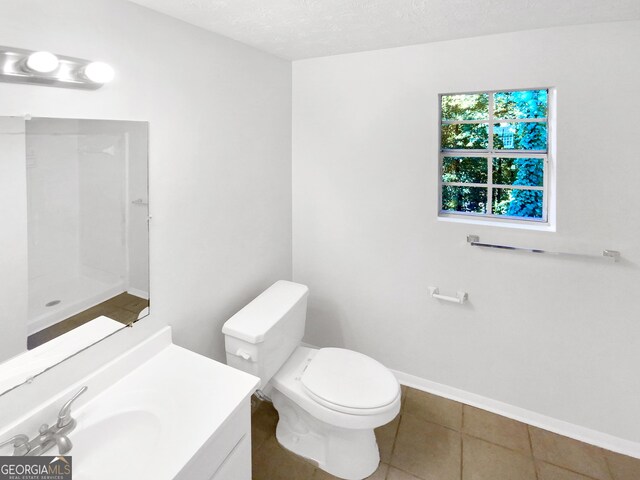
[389,465,429,480]
[460,405,465,480]
[467,432,530,455]
[527,424,539,480]
[537,461,604,480]
[527,424,535,457]
[527,424,611,480]
[460,432,464,480]
[387,402,428,480]
[603,450,617,480]
[387,412,402,472]
[402,410,461,434]
[387,389,407,468]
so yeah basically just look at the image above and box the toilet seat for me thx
[272,346,401,429]
[301,348,400,416]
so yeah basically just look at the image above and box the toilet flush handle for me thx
[236,349,252,361]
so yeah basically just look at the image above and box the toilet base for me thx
[272,389,380,480]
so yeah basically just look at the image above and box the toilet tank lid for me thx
[222,280,309,344]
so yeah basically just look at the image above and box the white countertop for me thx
[0,316,124,394]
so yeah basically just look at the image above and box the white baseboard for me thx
[126,288,149,300]
[391,368,640,460]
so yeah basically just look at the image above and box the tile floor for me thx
[251,386,640,480]
[27,292,149,349]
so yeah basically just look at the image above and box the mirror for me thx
[0,117,149,394]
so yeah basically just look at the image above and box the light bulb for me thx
[26,51,59,73]
[84,61,114,83]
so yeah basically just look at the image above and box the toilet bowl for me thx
[222,281,400,480]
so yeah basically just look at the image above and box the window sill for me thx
[437,214,556,232]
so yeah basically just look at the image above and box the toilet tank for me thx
[222,280,309,388]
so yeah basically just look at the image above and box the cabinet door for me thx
[175,401,251,480]
[210,436,251,480]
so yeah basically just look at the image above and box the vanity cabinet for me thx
[176,401,253,480]
[209,436,252,480]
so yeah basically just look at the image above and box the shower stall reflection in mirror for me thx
[25,118,149,348]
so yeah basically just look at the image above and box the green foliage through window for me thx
[441,94,488,121]
[494,90,547,119]
[442,157,487,184]
[493,122,547,150]
[440,89,549,221]
[442,186,487,214]
[441,124,488,149]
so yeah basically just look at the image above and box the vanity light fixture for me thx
[83,61,115,84]
[0,46,114,89]
[25,51,59,73]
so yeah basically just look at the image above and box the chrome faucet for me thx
[0,386,87,456]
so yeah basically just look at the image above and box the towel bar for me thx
[467,235,620,262]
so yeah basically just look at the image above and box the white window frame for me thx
[438,88,554,226]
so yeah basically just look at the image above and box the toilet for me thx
[222,280,400,480]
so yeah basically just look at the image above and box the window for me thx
[439,89,551,223]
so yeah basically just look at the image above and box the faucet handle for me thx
[0,434,30,455]
[55,435,73,455]
[56,386,88,428]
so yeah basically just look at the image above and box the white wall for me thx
[0,0,292,364]
[0,118,28,361]
[293,21,640,444]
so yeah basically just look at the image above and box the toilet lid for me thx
[301,348,399,411]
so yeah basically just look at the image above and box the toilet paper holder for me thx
[428,287,468,304]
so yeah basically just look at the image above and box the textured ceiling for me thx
[127,0,640,59]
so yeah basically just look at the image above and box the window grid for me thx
[439,88,549,223]
[487,93,493,214]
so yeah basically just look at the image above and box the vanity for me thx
[0,326,259,480]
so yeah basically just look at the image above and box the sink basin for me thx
[69,410,162,479]
[65,387,167,458]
